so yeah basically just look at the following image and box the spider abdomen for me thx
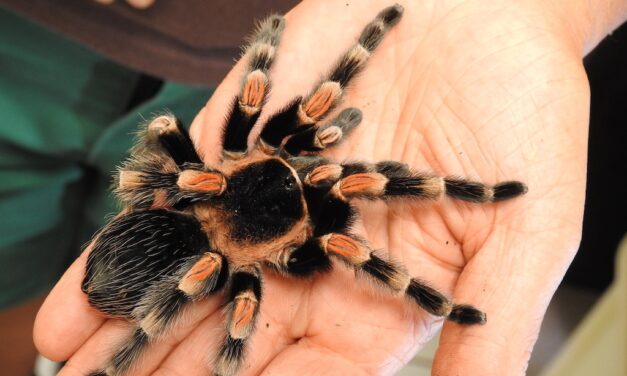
[82,210,209,317]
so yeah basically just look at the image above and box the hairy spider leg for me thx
[115,114,227,209]
[84,211,229,376]
[279,190,487,324]
[222,15,286,158]
[279,229,485,324]
[280,158,528,322]
[136,113,203,165]
[303,160,528,204]
[214,264,263,376]
[258,4,404,154]
[282,107,362,155]
[324,233,485,324]
[286,158,527,240]
[326,233,486,323]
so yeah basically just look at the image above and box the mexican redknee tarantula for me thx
[82,4,527,376]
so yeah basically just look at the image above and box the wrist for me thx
[540,0,627,56]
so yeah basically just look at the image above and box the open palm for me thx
[36,1,589,375]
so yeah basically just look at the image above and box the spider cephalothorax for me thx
[82,4,527,376]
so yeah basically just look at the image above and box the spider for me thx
[82,4,527,376]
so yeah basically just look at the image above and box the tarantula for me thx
[82,4,527,376]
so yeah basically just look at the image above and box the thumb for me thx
[431,217,582,375]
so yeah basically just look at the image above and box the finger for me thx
[433,200,585,374]
[431,46,589,373]
[432,235,548,375]
[190,0,393,161]
[58,297,224,376]
[34,247,105,361]
[155,309,225,376]
[291,264,432,375]
[125,0,156,10]
[158,271,301,376]
[58,318,133,376]
[190,57,246,163]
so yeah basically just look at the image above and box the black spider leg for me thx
[279,202,484,323]
[331,233,486,324]
[281,158,528,322]
[282,107,362,155]
[115,114,228,209]
[222,15,285,158]
[257,4,404,154]
[285,158,525,241]
[88,253,228,376]
[280,185,485,325]
[83,210,229,376]
[214,264,263,376]
[301,160,528,204]
[134,113,203,166]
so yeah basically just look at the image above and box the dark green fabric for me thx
[0,7,213,308]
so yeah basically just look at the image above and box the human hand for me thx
[35,1,627,375]
[93,0,156,10]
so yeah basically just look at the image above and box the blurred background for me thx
[0,1,625,375]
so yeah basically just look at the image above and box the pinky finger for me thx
[125,0,156,9]
[34,247,105,362]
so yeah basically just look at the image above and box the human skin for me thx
[93,0,156,10]
[35,0,627,375]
